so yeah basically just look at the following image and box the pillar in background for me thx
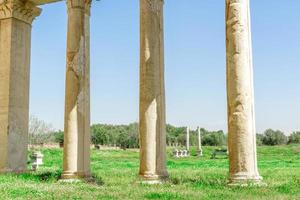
[226,0,262,185]
[0,0,41,173]
[186,127,190,151]
[197,127,203,156]
[139,0,168,182]
[62,0,91,180]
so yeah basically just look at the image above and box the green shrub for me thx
[288,132,300,144]
[262,129,287,145]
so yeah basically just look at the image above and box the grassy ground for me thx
[0,145,300,200]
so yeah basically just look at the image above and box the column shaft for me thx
[186,127,190,151]
[197,127,202,155]
[226,0,262,183]
[0,0,40,173]
[62,0,91,179]
[139,0,168,181]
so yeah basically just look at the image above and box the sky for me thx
[30,0,300,134]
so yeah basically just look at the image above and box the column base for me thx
[228,173,266,187]
[60,171,91,182]
[196,150,203,156]
[139,172,169,184]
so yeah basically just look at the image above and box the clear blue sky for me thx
[30,0,300,134]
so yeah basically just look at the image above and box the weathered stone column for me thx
[0,0,41,173]
[62,0,91,180]
[197,127,203,156]
[226,0,262,184]
[139,0,168,182]
[186,127,190,151]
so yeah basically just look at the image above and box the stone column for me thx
[197,127,202,156]
[139,0,168,182]
[186,127,190,151]
[226,0,262,184]
[62,0,91,180]
[0,0,41,173]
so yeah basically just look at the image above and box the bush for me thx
[256,134,264,146]
[288,132,300,144]
[202,130,226,146]
[54,130,64,144]
[91,123,139,148]
[262,129,287,146]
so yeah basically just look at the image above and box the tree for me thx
[288,132,300,144]
[29,115,55,145]
[262,129,287,146]
[54,130,64,147]
[202,130,226,146]
[256,133,264,146]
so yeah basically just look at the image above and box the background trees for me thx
[29,115,55,145]
[28,116,300,148]
[260,129,287,146]
[288,132,300,144]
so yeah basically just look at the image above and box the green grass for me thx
[1,145,300,199]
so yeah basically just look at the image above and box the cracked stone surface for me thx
[139,0,168,181]
[226,0,262,183]
[0,0,40,173]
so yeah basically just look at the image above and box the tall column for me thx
[197,127,202,156]
[186,127,190,151]
[139,0,168,182]
[62,0,91,180]
[226,0,262,184]
[0,0,41,173]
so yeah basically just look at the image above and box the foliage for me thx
[53,130,64,144]
[288,132,300,144]
[256,133,264,146]
[29,115,55,145]
[262,129,287,146]
[91,123,139,149]
[201,128,226,146]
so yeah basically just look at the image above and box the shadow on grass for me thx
[170,175,227,188]
[7,170,62,183]
[88,174,105,186]
[9,170,105,186]
[144,192,182,200]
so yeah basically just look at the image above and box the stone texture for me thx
[61,0,91,180]
[139,0,168,182]
[0,0,40,173]
[226,0,262,184]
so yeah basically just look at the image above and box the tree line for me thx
[28,116,300,148]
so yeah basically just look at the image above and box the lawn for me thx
[0,145,300,200]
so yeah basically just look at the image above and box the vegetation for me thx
[29,116,300,148]
[261,129,287,146]
[0,145,300,199]
[288,132,300,144]
[28,115,55,145]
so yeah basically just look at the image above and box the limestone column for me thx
[226,0,262,184]
[62,0,91,180]
[197,127,202,156]
[186,127,190,151]
[139,0,168,182]
[0,0,41,173]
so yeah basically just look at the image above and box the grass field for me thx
[0,145,300,200]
